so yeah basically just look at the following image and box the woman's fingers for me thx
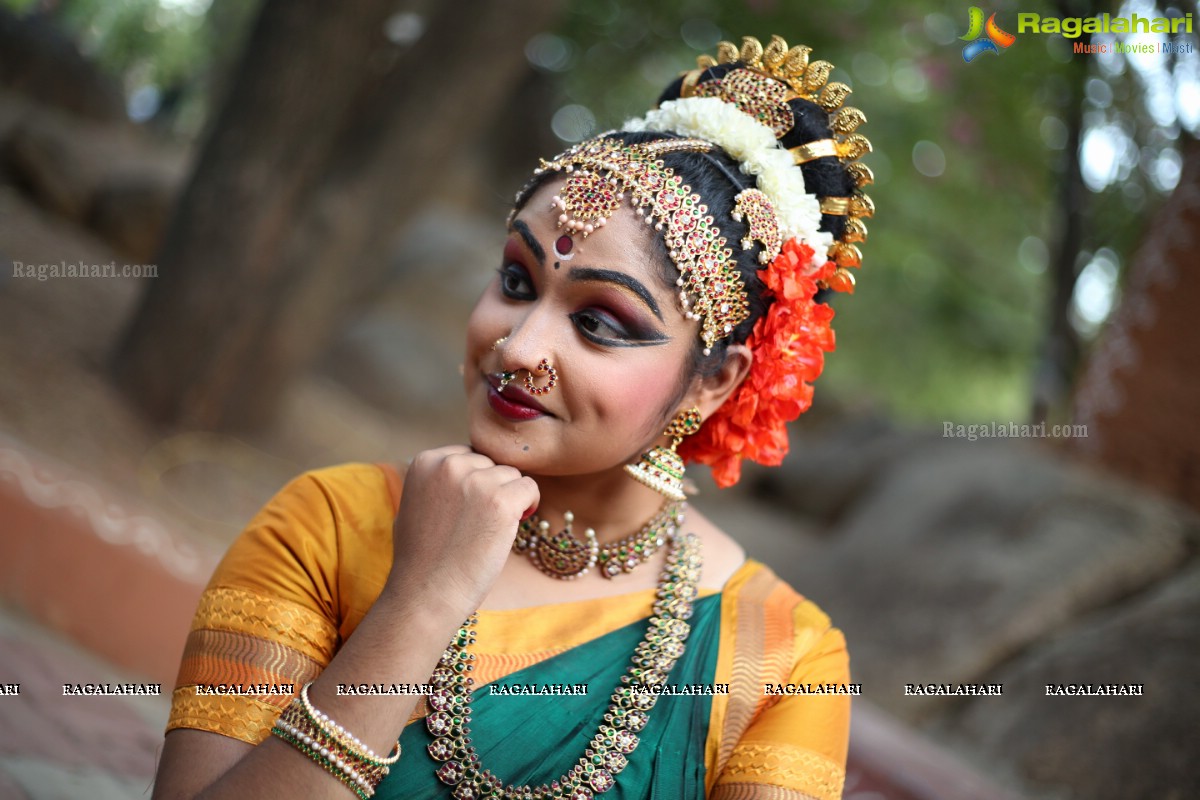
[385,446,539,622]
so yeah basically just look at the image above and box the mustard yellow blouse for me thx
[167,463,851,799]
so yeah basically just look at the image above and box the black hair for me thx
[512,61,855,416]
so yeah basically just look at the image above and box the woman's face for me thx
[463,177,701,476]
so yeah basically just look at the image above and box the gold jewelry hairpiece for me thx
[684,35,876,287]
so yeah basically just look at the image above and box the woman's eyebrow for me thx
[568,267,663,321]
[510,219,545,265]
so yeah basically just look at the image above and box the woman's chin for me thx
[466,416,533,467]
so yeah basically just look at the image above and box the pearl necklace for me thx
[425,529,703,799]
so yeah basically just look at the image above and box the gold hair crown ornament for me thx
[683,35,875,294]
[535,137,750,353]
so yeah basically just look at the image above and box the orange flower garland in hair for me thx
[678,239,837,488]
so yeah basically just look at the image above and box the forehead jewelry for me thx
[534,137,749,355]
[523,358,557,395]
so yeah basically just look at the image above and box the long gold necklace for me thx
[425,529,702,799]
[513,502,683,580]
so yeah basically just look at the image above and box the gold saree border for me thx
[190,585,338,663]
[707,562,782,789]
[175,628,323,699]
[711,781,821,800]
[167,687,286,745]
[168,585,335,743]
[715,742,845,800]
[474,587,717,656]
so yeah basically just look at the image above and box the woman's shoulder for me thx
[682,504,747,590]
[208,462,401,636]
[283,461,403,513]
[246,461,403,553]
[686,506,835,631]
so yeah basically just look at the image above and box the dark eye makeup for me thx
[497,263,535,299]
[497,238,669,348]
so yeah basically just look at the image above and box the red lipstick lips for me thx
[485,373,550,421]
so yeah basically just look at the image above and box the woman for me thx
[152,34,874,800]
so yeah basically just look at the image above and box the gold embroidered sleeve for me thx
[713,603,850,800]
[168,587,337,744]
[710,783,820,800]
[166,471,350,745]
[713,742,842,800]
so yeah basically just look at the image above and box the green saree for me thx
[380,593,722,799]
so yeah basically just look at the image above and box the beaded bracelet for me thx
[271,684,402,798]
[272,707,374,799]
[300,683,401,767]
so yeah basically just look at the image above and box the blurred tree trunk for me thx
[112,0,560,430]
[1030,46,1086,425]
[1070,136,1200,512]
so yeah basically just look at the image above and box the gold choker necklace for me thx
[513,502,684,580]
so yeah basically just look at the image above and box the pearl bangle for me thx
[271,685,401,798]
[300,683,402,766]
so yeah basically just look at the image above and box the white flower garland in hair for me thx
[624,96,832,269]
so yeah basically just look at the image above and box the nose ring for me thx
[492,335,515,388]
[524,359,558,395]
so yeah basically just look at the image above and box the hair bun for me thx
[662,34,875,292]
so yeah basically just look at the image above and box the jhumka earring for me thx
[625,407,702,501]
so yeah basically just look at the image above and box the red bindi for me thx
[554,235,574,257]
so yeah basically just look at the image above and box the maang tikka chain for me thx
[534,137,750,355]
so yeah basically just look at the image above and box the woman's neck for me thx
[524,465,676,544]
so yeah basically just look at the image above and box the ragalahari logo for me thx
[960,7,1016,62]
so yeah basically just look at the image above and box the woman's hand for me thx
[383,445,539,627]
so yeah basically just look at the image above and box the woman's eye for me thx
[572,310,628,342]
[497,264,534,298]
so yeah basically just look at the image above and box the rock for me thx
[2,119,94,221]
[786,437,1194,721]
[949,564,1200,799]
[751,415,933,527]
[89,173,177,262]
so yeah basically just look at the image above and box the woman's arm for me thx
[152,446,539,800]
[152,593,459,799]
